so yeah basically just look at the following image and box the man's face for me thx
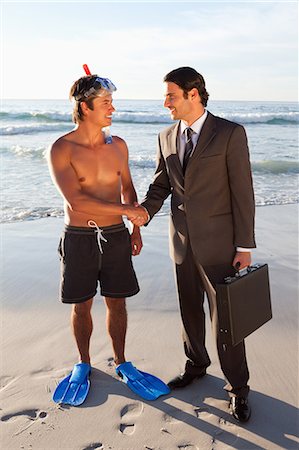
[86,93,115,127]
[163,82,193,122]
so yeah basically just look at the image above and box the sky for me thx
[1,1,298,101]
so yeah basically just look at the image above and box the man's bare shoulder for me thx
[111,135,129,154]
[48,131,77,158]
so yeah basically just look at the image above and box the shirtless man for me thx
[48,74,148,373]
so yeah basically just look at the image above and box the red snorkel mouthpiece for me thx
[83,64,91,76]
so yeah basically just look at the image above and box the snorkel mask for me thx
[73,64,117,101]
[78,64,114,144]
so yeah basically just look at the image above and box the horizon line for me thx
[2,98,298,103]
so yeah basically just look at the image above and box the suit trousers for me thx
[175,241,250,398]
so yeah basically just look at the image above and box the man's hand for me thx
[232,251,251,271]
[130,225,143,256]
[125,203,148,227]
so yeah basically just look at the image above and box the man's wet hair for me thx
[69,75,100,124]
[164,67,209,107]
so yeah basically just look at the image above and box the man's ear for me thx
[189,88,200,101]
[80,101,89,116]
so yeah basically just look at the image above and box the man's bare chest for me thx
[70,147,124,186]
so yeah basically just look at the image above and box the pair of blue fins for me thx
[53,361,170,406]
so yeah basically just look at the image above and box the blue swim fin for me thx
[53,363,91,406]
[115,362,170,401]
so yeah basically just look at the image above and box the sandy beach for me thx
[1,204,298,450]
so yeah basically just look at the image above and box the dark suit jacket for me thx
[142,111,256,266]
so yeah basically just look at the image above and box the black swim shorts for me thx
[58,222,140,304]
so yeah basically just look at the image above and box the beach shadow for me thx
[79,369,298,449]
[163,374,299,450]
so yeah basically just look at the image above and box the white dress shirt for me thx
[178,110,208,165]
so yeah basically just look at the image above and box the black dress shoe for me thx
[168,370,206,389]
[230,396,251,422]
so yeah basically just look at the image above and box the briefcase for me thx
[216,263,272,347]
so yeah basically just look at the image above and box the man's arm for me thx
[140,135,172,222]
[47,139,146,220]
[227,125,256,269]
[119,139,143,255]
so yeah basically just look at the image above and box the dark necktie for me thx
[183,127,194,174]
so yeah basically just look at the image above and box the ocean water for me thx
[1,99,298,223]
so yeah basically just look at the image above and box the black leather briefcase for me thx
[216,263,272,347]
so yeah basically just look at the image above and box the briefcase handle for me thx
[226,263,266,283]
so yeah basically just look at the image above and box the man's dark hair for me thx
[69,75,99,124]
[164,67,209,107]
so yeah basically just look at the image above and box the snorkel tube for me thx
[82,64,113,144]
[83,64,91,76]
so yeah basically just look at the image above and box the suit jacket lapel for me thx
[164,113,217,178]
[191,111,217,161]
[166,121,182,175]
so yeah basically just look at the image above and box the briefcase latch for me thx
[224,263,263,284]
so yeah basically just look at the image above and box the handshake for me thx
[125,202,149,227]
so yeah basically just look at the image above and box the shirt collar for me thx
[180,110,208,136]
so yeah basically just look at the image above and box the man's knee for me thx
[105,297,126,313]
[72,298,93,317]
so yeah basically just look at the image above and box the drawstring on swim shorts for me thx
[87,220,108,254]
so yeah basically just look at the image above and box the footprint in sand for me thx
[178,445,199,450]
[1,409,47,422]
[119,423,135,435]
[162,412,179,424]
[1,409,48,435]
[107,357,114,368]
[159,412,179,434]
[82,443,103,450]
[119,402,143,435]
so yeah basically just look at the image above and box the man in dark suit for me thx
[135,67,255,422]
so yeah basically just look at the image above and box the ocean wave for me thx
[114,111,299,125]
[2,109,298,129]
[0,123,72,135]
[221,112,299,125]
[0,109,171,125]
[9,145,48,158]
[130,158,156,169]
[1,199,298,224]
[1,206,64,223]
[131,158,299,174]
[252,160,299,174]
[0,110,71,123]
